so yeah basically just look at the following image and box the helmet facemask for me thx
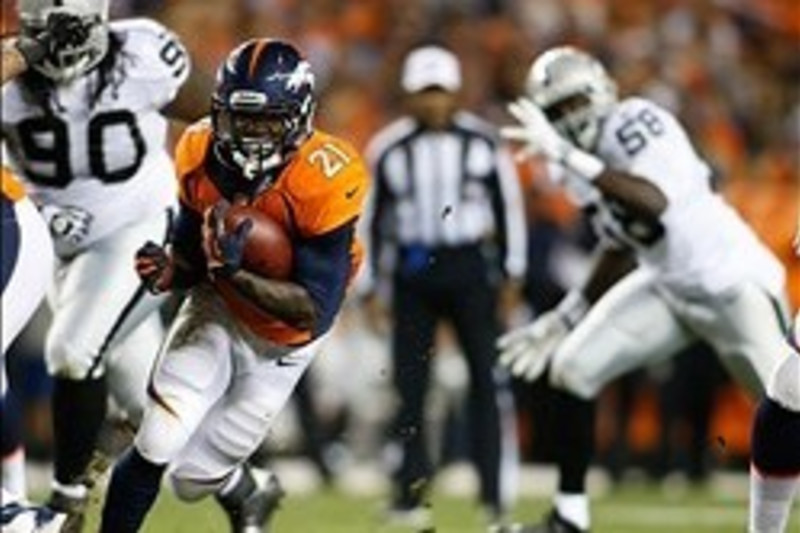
[526,47,618,151]
[212,89,315,182]
[18,0,110,82]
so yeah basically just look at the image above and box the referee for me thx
[360,45,527,527]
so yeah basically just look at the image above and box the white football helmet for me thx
[18,0,110,81]
[525,46,618,151]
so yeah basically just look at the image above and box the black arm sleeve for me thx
[292,221,355,337]
[169,201,207,289]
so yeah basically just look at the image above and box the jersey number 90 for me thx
[11,110,146,187]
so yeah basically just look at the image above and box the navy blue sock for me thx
[1,391,24,457]
[751,397,800,475]
[100,447,166,533]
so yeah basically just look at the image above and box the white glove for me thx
[40,204,93,246]
[497,291,589,382]
[501,97,606,180]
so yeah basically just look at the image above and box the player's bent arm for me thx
[592,169,668,220]
[225,221,356,334]
[225,273,317,330]
[580,245,637,305]
[170,202,209,288]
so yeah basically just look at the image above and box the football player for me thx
[748,215,800,533]
[2,13,87,532]
[497,47,790,533]
[1,0,209,528]
[98,39,369,533]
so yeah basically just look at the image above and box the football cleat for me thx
[383,504,432,529]
[218,468,285,533]
[498,510,588,533]
[45,489,87,533]
[1,501,68,533]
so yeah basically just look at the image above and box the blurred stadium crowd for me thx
[2,0,799,492]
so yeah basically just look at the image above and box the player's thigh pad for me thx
[549,269,692,399]
[681,282,790,395]
[169,333,326,501]
[134,287,236,466]
[2,198,53,356]
[45,212,170,379]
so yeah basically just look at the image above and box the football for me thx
[223,205,293,279]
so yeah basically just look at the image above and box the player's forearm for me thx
[225,270,317,330]
[1,42,29,84]
[593,169,668,219]
[580,246,637,305]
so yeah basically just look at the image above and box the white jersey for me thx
[1,18,189,254]
[559,97,785,298]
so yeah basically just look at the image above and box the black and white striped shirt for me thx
[360,111,527,287]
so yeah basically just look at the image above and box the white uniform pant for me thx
[550,269,789,400]
[44,210,170,417]
[2,197,53,395]
[134,285,323,501]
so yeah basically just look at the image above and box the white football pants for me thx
[2,197,53,394]
[134,285,324,501]
[550,269,789,400]
[44,210,170,416]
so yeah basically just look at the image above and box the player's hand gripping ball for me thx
[204,200,293,279]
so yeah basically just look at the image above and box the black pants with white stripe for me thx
[390,245,509,513]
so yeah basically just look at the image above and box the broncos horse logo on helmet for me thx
[211,39,316,188]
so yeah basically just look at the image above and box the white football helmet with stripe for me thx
[525,46,618,151]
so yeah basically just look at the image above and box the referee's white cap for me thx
[401,46,461,93]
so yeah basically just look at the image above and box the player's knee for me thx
[133,411,191,467]
[45,330,97,379]
[767,354,800,412]
[548,355,598,400]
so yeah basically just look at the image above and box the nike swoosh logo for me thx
[276,357,299,367]
[345,187,359,199]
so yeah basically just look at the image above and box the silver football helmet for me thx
[18,0,110,81]
[525,46,618,150]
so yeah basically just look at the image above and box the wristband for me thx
[556,290,590,329]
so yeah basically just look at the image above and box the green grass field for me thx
[79,483,799,533]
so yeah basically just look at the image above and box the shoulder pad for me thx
[111,18,190,87]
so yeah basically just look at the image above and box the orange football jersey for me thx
[1,166,26,203]
[174,119,368,345]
